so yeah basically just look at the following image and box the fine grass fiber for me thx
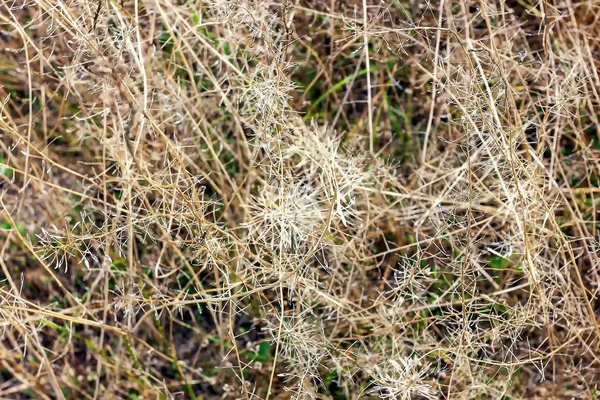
[1,0,600,399]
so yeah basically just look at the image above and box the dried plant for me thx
[1,0,599,399]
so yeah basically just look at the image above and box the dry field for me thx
[1,0,600,399]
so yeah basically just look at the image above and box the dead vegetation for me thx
[1,0,600,398]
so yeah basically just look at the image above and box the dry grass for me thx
[1,0,600,399]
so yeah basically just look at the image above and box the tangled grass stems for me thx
[1,0,600,398]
